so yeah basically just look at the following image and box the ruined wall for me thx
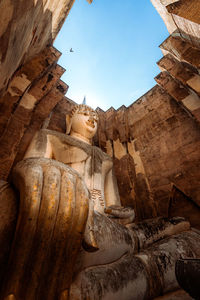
[0,46,68,180]
[95,86,200,223]
[150,1,200,122]
[91,0,200,223]
[0,0,92,180]
[93,0,200,223]
[0,0,93,98]
[151,0,200,42]
[0,0,81,97]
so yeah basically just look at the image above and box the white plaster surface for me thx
[187,74,200,94]
[19,93,37,109]
[8,74,31,97]
[182,93,200,111]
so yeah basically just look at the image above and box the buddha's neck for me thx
[70,131,92,145]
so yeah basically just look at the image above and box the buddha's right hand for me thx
[104,205,135,225]
[2,157,90,299]
[12,157,89,238]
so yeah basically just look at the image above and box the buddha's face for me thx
[70,109,98,141]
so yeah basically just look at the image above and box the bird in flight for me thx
[70,48,74,52]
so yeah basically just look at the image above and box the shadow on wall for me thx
[0,0,53,97]
[169,184,200,230]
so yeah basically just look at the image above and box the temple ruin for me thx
[0,0,200,299]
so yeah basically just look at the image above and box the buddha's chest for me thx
[51,139,105,190]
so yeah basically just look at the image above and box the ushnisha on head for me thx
[66,104,99,144]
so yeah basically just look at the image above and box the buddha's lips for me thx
[86,121,95,128]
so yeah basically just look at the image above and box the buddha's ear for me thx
[66,115,72,134]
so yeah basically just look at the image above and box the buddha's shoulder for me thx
[37,129,112,162]
[37,129,68,140]
[37,129,80,146]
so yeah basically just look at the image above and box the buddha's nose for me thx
[88,116,94,123]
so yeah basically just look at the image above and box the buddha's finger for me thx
[2,162,43,299]
[20,165,61,300]
[105,206,135,219]
[37,170,78,298]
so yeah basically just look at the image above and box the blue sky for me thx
[54,0,169,111]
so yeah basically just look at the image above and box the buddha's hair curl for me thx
[70,104,99,120]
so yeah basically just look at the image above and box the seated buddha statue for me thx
[0,104,200,300]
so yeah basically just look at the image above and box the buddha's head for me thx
[66,104,98,144]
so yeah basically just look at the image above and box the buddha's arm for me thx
[24,130,52,159]
[104,165,135,224]
[104,168,121,207]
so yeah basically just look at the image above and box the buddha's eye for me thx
[78,111,89,116]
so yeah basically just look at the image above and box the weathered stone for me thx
[0,53,64,137]
[104,107,116,141]
[150,0,177,33]
[169,185,200,229]
[69,231,200,300]
[127,216,190,250]
[155,71,200,122]
[0,0,81,96]
[113,139,127,160]
[98,85,200,219]
[0,80,67,180]
[160,35,200,68]
[155,72,191,101]
[48,97,75,133]
[175,258,200,299]
[96,107,107,150]
[114,106,129,142]
[173,16,200,48]
[113,155,137,212]
[0,181,18,285]
[157,54,200,95]
[166,0,200,25]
